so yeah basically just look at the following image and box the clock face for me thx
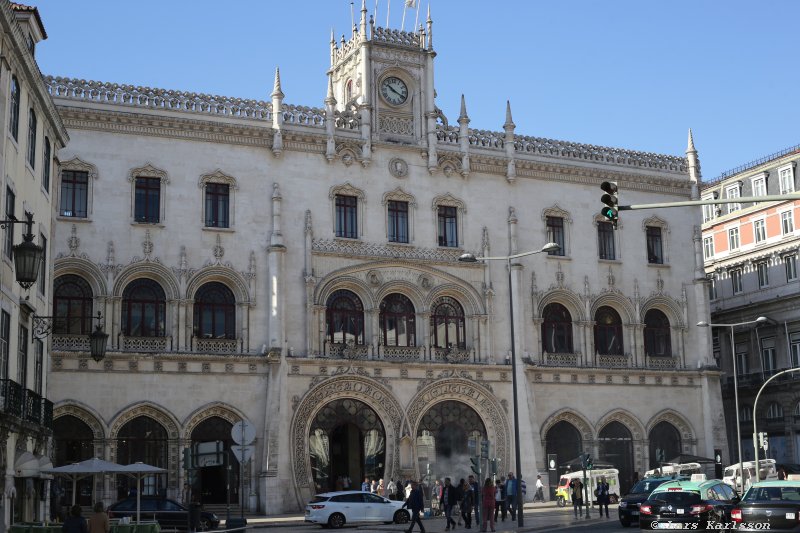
[380,76,408,105]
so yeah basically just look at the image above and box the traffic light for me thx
[585,454,593,470]
[600,181,619,228]
[489,459,497,475]
[759,432,769,451]
[714,448,723,479]
[426,463,431,476]
[470,456,480,475]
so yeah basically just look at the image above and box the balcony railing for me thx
[191,337,241,354]
[23,389,42,424]
[646,355,678,369]
[1,380,52,429]
[120,336,170,352]
[1,379,23,418]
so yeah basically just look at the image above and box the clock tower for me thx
[327,0,436,156]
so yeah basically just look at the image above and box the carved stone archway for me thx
[646,409,696,453]
[182,402,247,440]
[291,374,403,508]
[406,377,510,478]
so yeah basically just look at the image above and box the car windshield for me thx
[743,486,800,503]
[649,492,701,506]
[309,496,329,503]
[559,477,569,486]
[630,480,666,494]
[724,468,736,478]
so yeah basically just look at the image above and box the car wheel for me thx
[198,518,211,531]
[619,517,630,527]
[394,510,410,524]
[327,513,346,529]
[557,496,566,507]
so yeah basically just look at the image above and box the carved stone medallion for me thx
[388,158,408,178]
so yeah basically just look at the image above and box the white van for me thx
[722,459,777,492]
[644,462,703,478]
[554,468,620,506]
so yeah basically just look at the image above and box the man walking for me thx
[504,472,517,521]
[442,477,457,531]
[468,475,480,522]
[569,477,584,519]
[402,480,426,533]
[534,475,545,503]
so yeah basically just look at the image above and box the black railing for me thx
[23,389,42,424]
[42,399,53,429]
[708,143,800,185]
[0,379,23,418]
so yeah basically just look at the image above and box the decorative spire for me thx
[504,100,515,130]
[458,94,469,122]
[330,28,336,65]
[426,3,432,49]
[325,75,336,105]
[271,67,284,99]
[687,128,696,153]
[685,127,702,189]
[359,0,367,38]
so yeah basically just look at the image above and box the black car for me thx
[732,481,800,531]
[638,479,739,530]
[108,497,220,531]
[618,477,672,527]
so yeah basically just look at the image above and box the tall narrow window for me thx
[121,279,166,337]
[33,339,43,395]
[4,187,15,260]
[546,216,565,256]
[728,228,740,250]
[767,402,783,420]
[785,254,798,281]
[708,276,717,300]
[781,211,794,235]
[598,221,615,260]
[430,297,465,349]
[542,303,573,353]
[753,219,766,243]
[335,195,358,238]
[594,306,623,355]
[9,76,20,141]
[42,137,51,192]
[325,289,364,344]
[779,166,795,194]
[134,177,161,223]
[204,183,230,228]
[731,269,743,294]
[387,200,409,243]
[38,234,47,295]
[646,226,663,264]
[703,237,714,259]
[726,185,741,213]
[17,325,28,386]
[27,108,36,168]
[437,206,458,247]
[757,261,769,288]
[0,311,9,380]
[193,282,236,339]
[644,309,671,357]
[379,294,416,347]
[59,170,89,218]
[702,196,716,222]
[761,337,776,376]
[790,333,800,367]
[751,176,766,198]
[735,343,749,375]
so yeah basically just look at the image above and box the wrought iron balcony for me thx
[0,379,23,418]
[23,389,42,424]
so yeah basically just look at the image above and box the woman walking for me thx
[480,478,496,532]
[460,478,474,529]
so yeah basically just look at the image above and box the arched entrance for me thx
[191,416,237,505]
[308,399,385,493]
[53,415,94,509]
[545,421,583,498]
[116,416,168,499]
[416,401,486,481]
[599,421,634,494]
[649,421,681,469]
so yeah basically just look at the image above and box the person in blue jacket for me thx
[402,479,426,533]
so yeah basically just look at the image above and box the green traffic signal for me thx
[600,181,619,227]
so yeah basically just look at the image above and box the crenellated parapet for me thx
[371,26,422,48]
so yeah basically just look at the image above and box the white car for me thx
[304,490,410,529]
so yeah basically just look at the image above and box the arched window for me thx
[193,282,236,339]
[542,303,573,353]
[594,306,623,355]
[430,297,465,349]
[326,290,365,344]
[379,294,415,347]
[644,309,672,357]
[53,415,95,506]
[116,416,167,499]
[767,402,783,420]
[740,405,752,422]
[648,421,681,469]
[53,275,94,334]
[122,279,166,337]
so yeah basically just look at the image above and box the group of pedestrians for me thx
[568,475,611,519]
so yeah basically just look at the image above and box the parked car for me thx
[618,477,672,527]
[108,497,220,531]
[304,490,410,529]
[638,479,740,530]
[732,480,800,531]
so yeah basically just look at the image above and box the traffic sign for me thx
[231,445,253,463]
[231,420,256,445]
[480,439,489,460]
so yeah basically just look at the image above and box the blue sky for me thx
[30,0,799,180]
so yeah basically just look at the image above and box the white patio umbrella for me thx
[118,462,167,523]
[42,457,127,505]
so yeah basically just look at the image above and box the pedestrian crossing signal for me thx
[470,456,480,475]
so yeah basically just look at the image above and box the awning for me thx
[14,451,39,478]
[38,455,53,479]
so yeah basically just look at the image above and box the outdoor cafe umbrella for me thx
[42,457,126,505]
[118,463,167,524]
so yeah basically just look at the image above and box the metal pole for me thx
[507,258,524,527]
[729,326,744,492]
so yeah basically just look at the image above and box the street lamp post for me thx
[697,316,767,492]
[460,241,560,527]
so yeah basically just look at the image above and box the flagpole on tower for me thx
[374,0,379,27]
[413,0,420,33]
[350,1,355,32]
[386,0,391,28]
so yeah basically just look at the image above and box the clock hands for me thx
[386,84,403,98]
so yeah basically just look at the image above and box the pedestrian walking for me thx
[387,479,397,499]
[361,477,370,492]
[468,474,480,522]
[493,479,506,522]
[402,480,426,533]
[534,474,545,503]
[442,477,458,531]
[460,478,474,529]
[431,479,442,516]
[504,472,518,521]
[595,475,610,518]
[87,502,109,533]
[569,478,584,519]
[62,505,88,533]
[378,478,386,496]
[480,478,496,532]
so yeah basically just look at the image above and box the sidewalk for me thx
[229,502,611,531]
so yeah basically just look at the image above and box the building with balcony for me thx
[40,3,727,514]
[701,144,800,465]
[0,2,68,528]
